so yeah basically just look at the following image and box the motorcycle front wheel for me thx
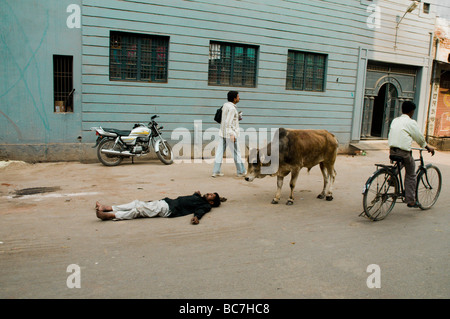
[156,141,174,165]
[97,139,124,166]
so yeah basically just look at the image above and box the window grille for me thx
[208,41,258,87]
[286,50,327,92]
[367,61,417,75]
[53,55,74,112]
[110,31,169,82]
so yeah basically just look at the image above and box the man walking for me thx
[212,91,246,177]
[388,101,435,207]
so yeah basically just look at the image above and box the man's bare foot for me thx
[95,202,115,220]
[96,209,115,221]
[95,202,112,212]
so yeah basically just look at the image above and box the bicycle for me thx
[360,148,442,221]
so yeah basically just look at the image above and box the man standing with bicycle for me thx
[388,101,435,208]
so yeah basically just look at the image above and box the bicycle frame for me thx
[417,166,432,190]
[373,160,404,200]
[381,148,429,201]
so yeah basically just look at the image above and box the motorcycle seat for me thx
[103,128,131,136]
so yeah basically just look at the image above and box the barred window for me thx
[208,41,258,87]
[53,55,74,112]
[286,50,327,92]
[110,31,169,82]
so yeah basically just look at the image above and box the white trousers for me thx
[112,200,170,220]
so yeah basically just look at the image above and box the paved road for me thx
[0,149,448,299]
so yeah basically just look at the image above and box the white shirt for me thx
[388,114,427,151]
[219,101,240,139]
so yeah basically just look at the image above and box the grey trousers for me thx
[390,148,416,204]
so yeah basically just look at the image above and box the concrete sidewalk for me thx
[0,150,449,299]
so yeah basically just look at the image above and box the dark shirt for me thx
[163,193,212,220]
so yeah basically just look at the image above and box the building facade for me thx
[0,0,439,161]
[427,17,450,150]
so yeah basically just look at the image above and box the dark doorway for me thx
[371,84,386,137]
[370,83,398,138]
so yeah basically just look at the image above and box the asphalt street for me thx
[0,149,448,299]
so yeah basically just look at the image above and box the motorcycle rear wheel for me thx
[97,139,124,166]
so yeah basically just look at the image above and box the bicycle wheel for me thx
[362,169,399,221]
[416,165,442,210]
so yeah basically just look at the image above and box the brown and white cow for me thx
[244,128,338,205]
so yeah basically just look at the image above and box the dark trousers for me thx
[390,148,416,204]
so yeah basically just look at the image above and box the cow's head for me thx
[245,148,264,182]
[245,147,278,182]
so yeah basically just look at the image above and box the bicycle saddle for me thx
[389,155,404,163]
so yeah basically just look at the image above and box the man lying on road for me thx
[95,191,224,225]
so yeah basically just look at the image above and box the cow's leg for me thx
[325,164,336,201]
[272,171,290,204]
[272,175,284,204]
[317,162,329,200]
[286,168,300,205]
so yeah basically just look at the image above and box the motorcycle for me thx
[91,115,173,166]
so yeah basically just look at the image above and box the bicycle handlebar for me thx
[412,147,435,156]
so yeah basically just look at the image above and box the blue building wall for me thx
[0,0,437,161]
[80,0,370,145]
[0,0,82,160]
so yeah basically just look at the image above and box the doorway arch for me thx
[361,61,418,139]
